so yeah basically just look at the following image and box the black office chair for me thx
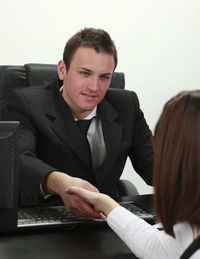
[0,63,139,197]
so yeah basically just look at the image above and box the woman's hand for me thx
[66,186,120,217]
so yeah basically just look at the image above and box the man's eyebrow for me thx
[79,67,92,72]
[100,73,112,76]
[79,68,112,76]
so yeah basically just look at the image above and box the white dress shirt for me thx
[107,206,200,259]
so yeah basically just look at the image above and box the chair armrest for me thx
[118,179,139,197]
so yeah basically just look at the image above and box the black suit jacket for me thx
[3,81,153,206]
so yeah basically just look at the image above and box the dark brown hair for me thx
[63,28,118,71]
[153,90,200,237]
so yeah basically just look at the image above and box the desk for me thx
[0,195,154,259]
[0,224,137,259]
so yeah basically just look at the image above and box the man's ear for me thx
[57,60,66,80]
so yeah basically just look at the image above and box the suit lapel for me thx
[44,83,92,168]
[98,98,122,177]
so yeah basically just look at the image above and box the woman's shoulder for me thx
[174,222,200,258]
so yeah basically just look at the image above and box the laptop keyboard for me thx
[121,201,155,221]
[17,201,155,229]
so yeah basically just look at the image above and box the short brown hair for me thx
[153,90,200,237]
[63,28,118,71]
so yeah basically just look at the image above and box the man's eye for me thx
[80,71,89,76]
[101,75,110,80]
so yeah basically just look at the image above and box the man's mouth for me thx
[81,92,97,101]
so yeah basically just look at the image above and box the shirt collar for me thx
[83,106,97,120]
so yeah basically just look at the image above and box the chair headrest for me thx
[0,66,27,118]
[24,63,59,86]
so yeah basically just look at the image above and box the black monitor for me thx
[0,121,19,232]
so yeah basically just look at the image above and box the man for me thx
[3,28,153,218]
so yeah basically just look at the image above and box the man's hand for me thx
[45,171,104,219]
[66,186,120,216]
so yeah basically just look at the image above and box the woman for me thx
[66,90,200,258]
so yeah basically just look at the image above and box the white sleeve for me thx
[106,206,181,259]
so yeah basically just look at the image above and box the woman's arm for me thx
[66,186,180,259]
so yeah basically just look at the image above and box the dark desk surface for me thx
[0,194,154,259]
[0,225,136,259]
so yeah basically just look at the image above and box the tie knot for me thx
[76,119,92,135]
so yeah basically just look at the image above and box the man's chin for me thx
[81,103,98,111]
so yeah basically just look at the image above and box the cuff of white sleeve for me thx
[40,183,53,199]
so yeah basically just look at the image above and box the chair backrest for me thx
[0,63,125,118]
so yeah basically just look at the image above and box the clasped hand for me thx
[46,171,119,219]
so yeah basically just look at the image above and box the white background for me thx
[1,0,200,194]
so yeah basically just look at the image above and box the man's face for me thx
[57,47,115,119]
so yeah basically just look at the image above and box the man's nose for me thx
[87,77,99,91]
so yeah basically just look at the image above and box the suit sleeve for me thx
[129,92,154,185]
[2,90,58,206]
